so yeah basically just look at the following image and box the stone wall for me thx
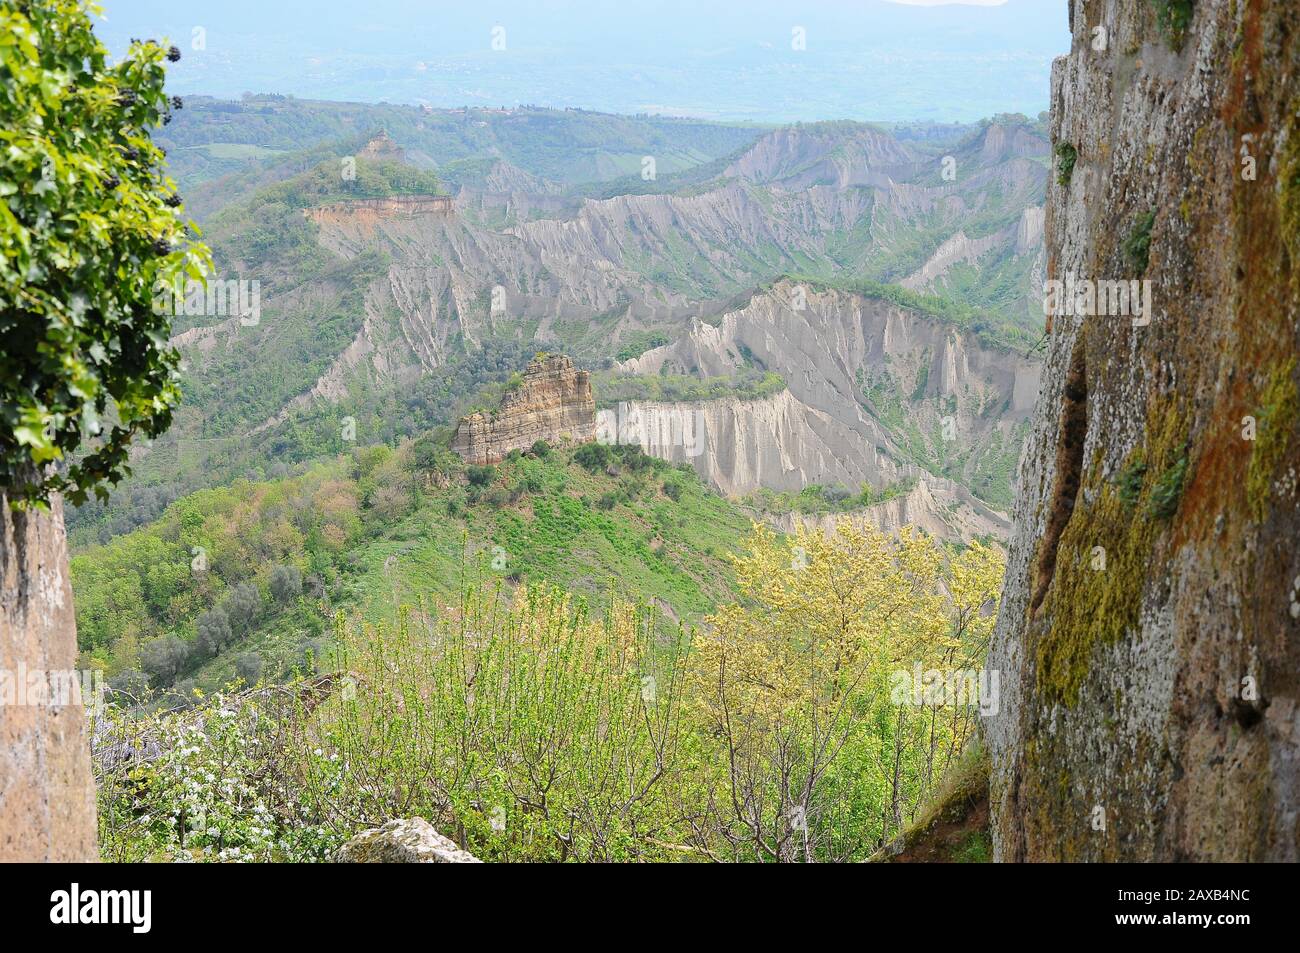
[0,488,98,861]
[987,0,1300,861]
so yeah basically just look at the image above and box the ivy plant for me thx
[1,0,210,508]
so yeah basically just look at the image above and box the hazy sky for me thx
[96,0,1070,122]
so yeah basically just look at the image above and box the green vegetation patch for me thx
[745,479,918,517]
[1055,143,1078,187]
[72,440,753,701]
[614,331,670,363]
[1247,357,1299,521]
[1149,0,1196,49]
[1122,211,1156,276]
[593,369,786,407]
[1036,398,1189,707]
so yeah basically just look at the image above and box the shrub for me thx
[1122,210,1156,275]
[1055,143,1078,186]
[662,480,683,501]
[368,484,410,522]
[1148,452,1189,519]
[108,669,151,704]
[530,439,551,457]
[573,442,611,472]
[166,678,200,711]
[304,573,327,600]
[140,636,190,685]
[1116,456,1147,507]
[222,582,262,633]
[1150,0,1195,48]
[618,444,653,471]
[410,434,442,472]
[94,698,337,862]
[94,532,1007,864]
[297,639,328,674]
[270,564,303,602]
[196,607,233,657]
[0,8,209,505]
[235,652,264,687]
[823,484,853,504]
[466,465,495,487]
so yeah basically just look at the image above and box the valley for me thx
[11,0,1291,873]
[46,103,1049,857]
[67,103,1049,557]
[59,99,1052,760]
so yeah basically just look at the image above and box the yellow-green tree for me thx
[686,520,1003,860]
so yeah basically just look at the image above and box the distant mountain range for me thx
[69,99,1048,547]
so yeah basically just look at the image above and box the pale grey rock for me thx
[335,818,481,864]
[618,281,1039,540]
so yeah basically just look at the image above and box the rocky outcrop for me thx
[0,484,97,861]
[901,229,1007,291]
[604,389,902,497]
[356,130,405,162]
[724,124,916,190]
[987,0,1300,861]
[336,818,481,863]
[619,282,1039,528]
[452,354,595,465]
[303,195,453,233]
[183,119,1046,471]
[295,120,1046,378]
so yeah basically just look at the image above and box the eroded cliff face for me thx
[623,282,1039,508]
[452,354,596,464]
[285,120,1046,396]
[303,195,453,233]
[988,0,1300,861]
[0,488,97,861]
[765,476,1011,541]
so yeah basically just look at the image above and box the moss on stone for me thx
[1035,397,1189,707]
[1246,357,1298,521]
[1055,143,1078,187]
[1280,124,1300,266]
[873,739,990,862]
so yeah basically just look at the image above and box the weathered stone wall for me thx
[987,0,1300,861]
[0,488,98,861]
[452,354,596,465]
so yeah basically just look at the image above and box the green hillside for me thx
[72,438,754,706]
[161,97,766,213]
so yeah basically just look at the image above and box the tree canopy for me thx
[1,0,209,506]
